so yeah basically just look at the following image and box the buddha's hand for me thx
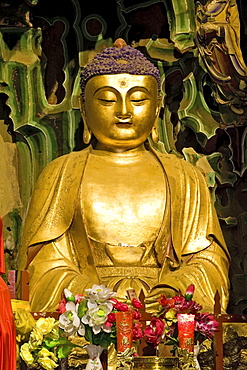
[144,286,177,313]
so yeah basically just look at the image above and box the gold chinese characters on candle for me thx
[116,311,133,352]
[177,313,195,353]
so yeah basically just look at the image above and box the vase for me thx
[193,343,201,370]
[84,344,104,370]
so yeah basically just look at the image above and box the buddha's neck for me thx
[91,143,150,164]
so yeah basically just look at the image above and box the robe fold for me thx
[19,147,230,312]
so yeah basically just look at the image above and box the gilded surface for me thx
[19,73,230,313]
[133,356,179,369]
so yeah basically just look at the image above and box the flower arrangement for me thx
[144,285,219,349]
[58,284,144,349]
[17,284,144,369]
[19,316,61,370]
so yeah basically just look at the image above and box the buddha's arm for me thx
[27,233,99,312]
[146,240,230,313]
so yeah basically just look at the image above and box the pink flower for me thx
[195,313,219,339]
[57,298,67,314]
[132,298,143,309]
[104,321,113,328]
[172,296,202,313]
[144,317,165,346]
[133,322,143,340]
[75,294,84,304]
[133,310,141,320]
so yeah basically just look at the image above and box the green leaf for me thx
[58,344,74,359]
[44,337,70,348]
[77,300,88,319]
[166,336,179,346]
[84,325,93,343]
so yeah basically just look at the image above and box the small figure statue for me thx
[196,0,247,78]
[19,42,230,313]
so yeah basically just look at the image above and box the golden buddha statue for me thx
[18,43,230,313]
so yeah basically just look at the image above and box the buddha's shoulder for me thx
[42,148,90,171]
[37,148,90,183]
[152,150,198,173]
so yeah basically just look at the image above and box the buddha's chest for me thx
[81,153,166,245]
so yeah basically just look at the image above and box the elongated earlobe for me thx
[79,95,92,144]
[151,99,161,143]
[83,122,92,144]
[151,124,159,143]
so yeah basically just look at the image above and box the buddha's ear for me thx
[78,94,86,121]
[155,95,162,119]
[151,96,162,143]
[78,94,92,144]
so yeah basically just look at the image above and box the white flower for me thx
[85,284,116,306]
[65,301,78,312]
[64,288,74,300]
[82,303,112,334]
[59,311,84,337]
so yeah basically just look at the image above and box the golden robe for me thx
[19,146,230,312]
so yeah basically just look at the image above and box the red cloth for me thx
[0,218,16,370]
[0,218,5,275]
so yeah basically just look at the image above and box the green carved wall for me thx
[1,0,247,314]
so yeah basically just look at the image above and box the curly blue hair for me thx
[80,45,161,100]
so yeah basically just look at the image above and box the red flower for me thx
[112,299,130,312]
[107,312,116,323]
[132,298,143,309]
[133,321,143,340]
[186,284,195,296]
[133,310,141,320]
[144,317,165,346]
[57,297,66,314]
[157,295,175,310]
[185,284,195,302]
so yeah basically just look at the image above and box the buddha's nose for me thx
[116,112,132,120]
[116,102,132,120]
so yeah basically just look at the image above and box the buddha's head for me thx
[80,45,161,152]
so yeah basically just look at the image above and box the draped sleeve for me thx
[149,151,230,312]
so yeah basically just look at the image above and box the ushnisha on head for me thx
[80,45,161,101]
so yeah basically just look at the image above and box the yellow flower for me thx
[38,356,58,370]
[14,308,36,335]
[36,317,57,335]
[29,327,43,350]
[38,348,52,357]
[165,309,177,322]
[48,323,60,340]
[38,348,58,361]
[20,343,34,366]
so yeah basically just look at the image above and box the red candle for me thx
[116,311,133,352]
[177,313,195,353]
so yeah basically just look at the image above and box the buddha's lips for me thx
[115,122,133,128]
